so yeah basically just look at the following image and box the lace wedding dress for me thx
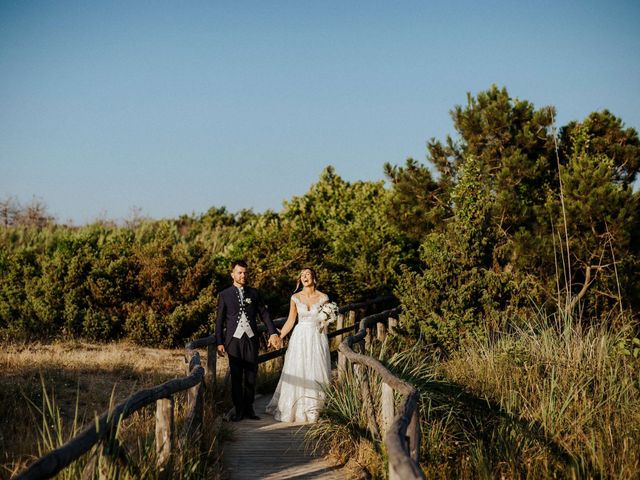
[265,294,332,422]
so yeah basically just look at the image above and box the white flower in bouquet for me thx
[317,301,339,333]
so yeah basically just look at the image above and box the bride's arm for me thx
[279,298,298,339]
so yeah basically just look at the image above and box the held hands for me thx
[268,334,283,349]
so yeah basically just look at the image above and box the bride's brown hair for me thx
[294,267,317,293]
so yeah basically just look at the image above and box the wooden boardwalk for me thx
[222,395,344,479]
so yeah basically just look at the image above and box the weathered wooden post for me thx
[349,310,362,354]
[381,382,394,434]
[377,322,386,341]
[335,313,344,347]
[389,459,401,480]
[348,310,356,325]
[338,350,348,381]
[184,379,204,444]
[338,310,355,380]
[155,397,174,479]
[353,364,380,438]
[388,317,398,334]
[365,327,372,351]
[408,407,421,463]
[183,352,204,446]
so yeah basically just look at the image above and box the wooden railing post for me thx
[353,364,380,438]
[389,458,402,480]
[381,382,394,434]
[155,397,174,479]
[348,309,356,329]
[338,353,348,381]
[183,379,204,445]
[388,317,398,334]
[377,322,386,341]
[338,310,356,380]
[408,407,420,463]
[353,310,364,354]
[182,352,204,447]
[336,313,344,346]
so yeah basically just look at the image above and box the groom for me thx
[216,260,281,421]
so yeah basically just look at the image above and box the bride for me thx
[265,268,332,423]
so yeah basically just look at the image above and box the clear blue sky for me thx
[2,1,639,224]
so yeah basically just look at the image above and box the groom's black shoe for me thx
[244,410,260,420]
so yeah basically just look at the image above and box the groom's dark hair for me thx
[231,259,248,270]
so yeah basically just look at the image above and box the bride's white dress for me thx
[265,294,332,423]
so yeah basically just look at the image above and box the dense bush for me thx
[2,86,638,348]
[395,157,530,353]
[391,86,639,351]
[0,169,404,345]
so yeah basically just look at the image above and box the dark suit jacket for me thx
[215,285,277,347]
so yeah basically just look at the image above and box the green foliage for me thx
[383,158,447,246]
[390,85,640,349]
[396,156,526,352]
[439,312,640,478]
[0,167,407,345]
[547,123,639,317]
[2,85,639,347]
[428,84,557,238]
[560,109,640,186]
[280,166,406,301]
[0,219,222,345]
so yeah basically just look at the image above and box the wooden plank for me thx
[222,395,343,480]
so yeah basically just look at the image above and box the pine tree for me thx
[551,125,638,318]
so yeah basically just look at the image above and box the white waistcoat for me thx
[232,287,254,338]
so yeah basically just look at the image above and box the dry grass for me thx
[306,357,387,479]
[310,314,640,479]
[441,314,640,478]
[0,340,225,479]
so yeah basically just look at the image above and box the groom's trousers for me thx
[227,334,259,415]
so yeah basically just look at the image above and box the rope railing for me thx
[338,307,426,480]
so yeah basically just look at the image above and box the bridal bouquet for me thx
[317,301,339,333]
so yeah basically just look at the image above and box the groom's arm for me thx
[215,292,226,347]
